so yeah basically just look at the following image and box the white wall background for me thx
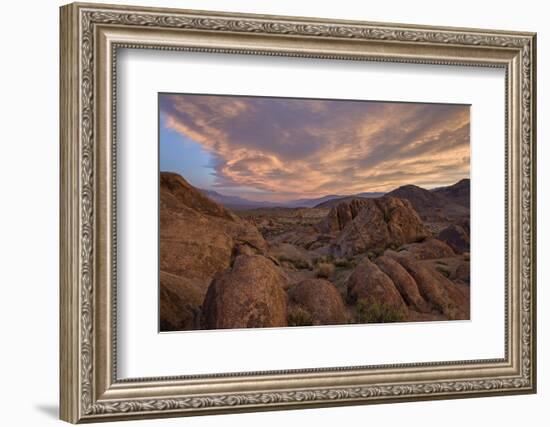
[0,0,545,426]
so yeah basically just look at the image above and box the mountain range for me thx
[201,178,469,212]
[201,189,385,210]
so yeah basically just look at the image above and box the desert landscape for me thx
[158,93,470,331]
[160,172,470,331]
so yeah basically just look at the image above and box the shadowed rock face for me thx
[160,172,267,299]
[329,197,428,257]
[202,255,288,329]
[288,279,347,325]
[438,224,470,254]
[346,258,407,313]
[159,271,202,331]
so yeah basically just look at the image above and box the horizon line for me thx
[160,170,469,204]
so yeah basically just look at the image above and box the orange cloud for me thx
[160,94,470,200]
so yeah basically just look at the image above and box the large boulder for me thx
[388,253,468,319]
[346,258,407,313]
[202,255,288,329]
[331,197,428,257]
[159,271,203,331]
[287,279,347,326]
[160,172,267,297]
[375,255,428,312]
[438,224,470,254]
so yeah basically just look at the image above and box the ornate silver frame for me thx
[60,2,537,423]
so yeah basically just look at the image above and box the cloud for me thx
[160,94,470,200]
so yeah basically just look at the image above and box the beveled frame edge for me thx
[59,2,536,423]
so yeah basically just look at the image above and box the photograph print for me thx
[159,93,471,332]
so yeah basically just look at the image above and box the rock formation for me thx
[159,271,202,331]
[202,255,288,329]
[160,172,267,297]
[328,197,428,257]
[287,279,347,325]
[375,255,429,312]
[346,258,407,312]
[438,224,470,254]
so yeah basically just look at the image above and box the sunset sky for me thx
[159,93,470,202]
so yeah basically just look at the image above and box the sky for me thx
[159,93,470,202]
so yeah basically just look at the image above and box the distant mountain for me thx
[356,192,386,199]
[200,189,385,210]
[387,180,469,221]
[200,189,279,210]
[284,194,343,208]
[431,178,470,208]
[387,184,447,213]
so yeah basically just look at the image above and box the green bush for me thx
[356,299,405,324]
[288,307,314,326]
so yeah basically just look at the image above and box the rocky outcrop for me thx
[438,224,470,254]
[387,253,469,320]
[161,172,234,220]
[375,255,428,312]
[160,172,267,296]
[159,271,202,331]
[288,279,347,325]
[330,197,428,257]
[346,258,407,313]
[202,255,288,329]
[397,238,456,260]
[316,198,371,234]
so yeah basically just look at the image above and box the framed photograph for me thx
[60,2,537,423]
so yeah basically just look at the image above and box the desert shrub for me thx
[277,255,312,270]
[287,307,314,326]
[366,248,384,260]
[334,257,355,269]
[435,266,451,278]
[315,262,335,278]
[313,254,334,265]
[356,299,405,324]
